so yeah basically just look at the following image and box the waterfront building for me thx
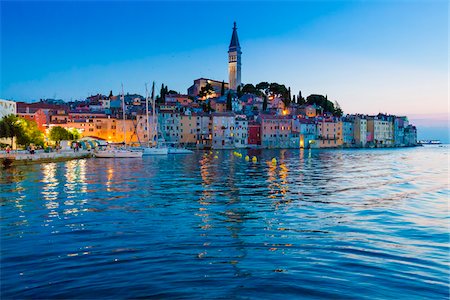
[0,99,17,118]
[350,115,368,147]
[394,116,408,146]
[248,121,261,147]
[342,118,355,146]
[180,113,198,146]
[234,116,248,148]
[212,112,235,149]
[317,117,343,148]
[195,113,212,149]
[292,118,317,148]
[135,114,156,145]
[158,106,181,143]
[367,115,393,146]
[260,114,293,148]
[228,22,242,91]
[404,125,417,146]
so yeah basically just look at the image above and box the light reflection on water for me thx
[0,146,449,299]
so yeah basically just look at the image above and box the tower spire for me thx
[228,22,242,91]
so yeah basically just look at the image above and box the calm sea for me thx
[1,146,449,299]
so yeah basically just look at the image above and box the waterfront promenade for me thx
[0,150,92,167]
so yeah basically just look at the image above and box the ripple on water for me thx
[0,147,449,299]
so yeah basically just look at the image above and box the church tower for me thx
[228,22,242,91]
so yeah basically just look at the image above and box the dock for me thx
[0,150,93,167]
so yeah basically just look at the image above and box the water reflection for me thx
[1,147,449,299]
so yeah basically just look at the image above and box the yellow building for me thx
[317,119,343,148]
[180,114,197,145]
[56,117,144,144]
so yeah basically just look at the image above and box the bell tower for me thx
[228,22,241,91]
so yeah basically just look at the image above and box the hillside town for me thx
[0,22,417,150]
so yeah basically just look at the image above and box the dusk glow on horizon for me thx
[1,1,448,140]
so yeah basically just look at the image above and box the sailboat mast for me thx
[145,83,150,147]
[121,83,126,145]
[151,82,156,145]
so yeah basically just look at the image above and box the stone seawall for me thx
[0,150,93,167]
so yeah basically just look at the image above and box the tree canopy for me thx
[198,83,214,99]
[0,115,44,147]
[49,126,78,142]
[0,115,22,147]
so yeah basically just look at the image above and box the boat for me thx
[418,140,442,145]
[95,149,143,158]
[141,82,168,155]
[95,84,143,158]
[166,142,194,154]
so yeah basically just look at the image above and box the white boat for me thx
[166,142,193,154]
[142,146,168,155]
[141,82,169,156]
[95,84,143,159]
[95,149,143,158]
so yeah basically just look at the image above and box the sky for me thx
[1,0,448,141]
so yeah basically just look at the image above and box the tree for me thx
[0,114,22,147]
[241,83,257,95]
[226,92,233,111]
[306,94,335,113]
[157,84,169,103]
[236,85,243,98]
[16,118,44,147]
[220,80,225,96]
[108,90,113,99]
[256,82,270,94]
[262,95,268,111]
[298,91,306,105]
[292,95,296,103]
[334,101,343,117]
[198,83,214,99]
[49,126,72,142]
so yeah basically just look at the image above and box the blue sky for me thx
[1,0,448,140]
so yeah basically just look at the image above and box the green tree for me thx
[306,94,335,113]
[236,85,243,98]
[298,91,305,105]
[334,101,343,117]
[262,95,268,111]
[255,82,270,95]
[16,118,44,147]
[0,114,22,147]
[241,83,257,95]
[220,80,225,96]
[198,83,214,99]
[49,126,72,142]
[226,92,233,111]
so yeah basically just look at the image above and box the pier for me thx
[0,150,92,167]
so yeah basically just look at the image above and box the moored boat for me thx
[95,149,143,158]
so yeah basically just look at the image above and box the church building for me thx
[188,22,242,96]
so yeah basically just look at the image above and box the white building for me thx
[0,99,17,119]
[212,112,235,149]
[234,116,248,148]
